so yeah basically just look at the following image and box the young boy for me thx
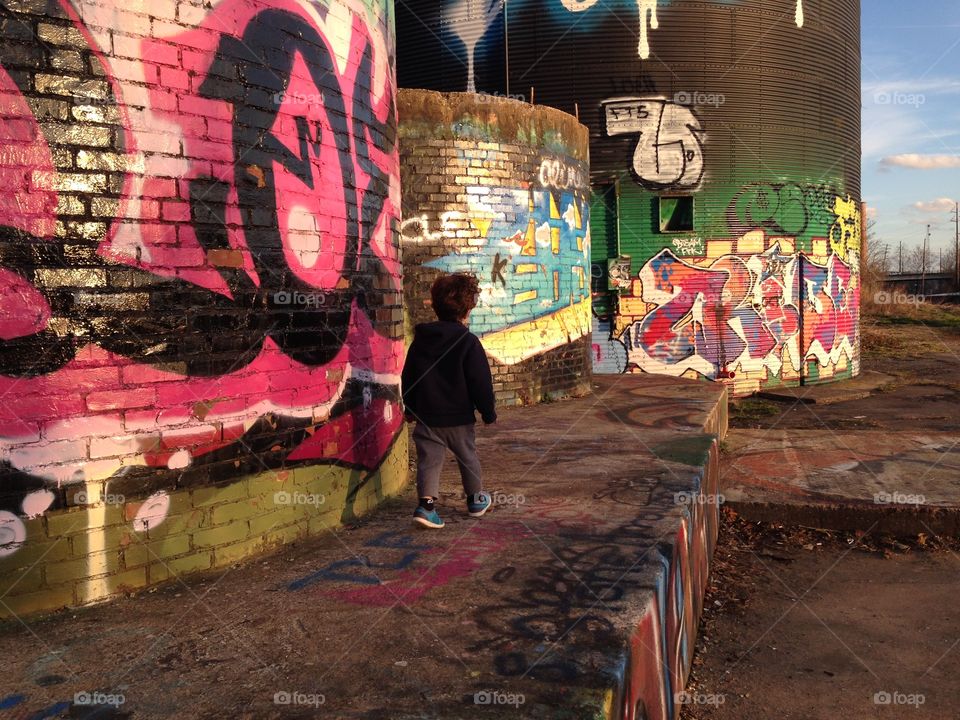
[401,273,496,529]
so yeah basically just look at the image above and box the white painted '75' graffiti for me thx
[603,96,705,190]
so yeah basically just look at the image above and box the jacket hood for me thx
[413,321,471,358]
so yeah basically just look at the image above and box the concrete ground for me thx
[722,308,960,534]
[0,375,725,720]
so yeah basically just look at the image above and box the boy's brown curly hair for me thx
[430,273,480,322]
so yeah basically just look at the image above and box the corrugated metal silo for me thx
[398,0,862,394]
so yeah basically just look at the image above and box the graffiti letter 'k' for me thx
[491,253,509,287]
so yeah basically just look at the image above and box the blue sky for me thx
[863,0,960,264]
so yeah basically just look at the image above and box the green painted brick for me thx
[122,534,191,569]
[70,525,136,558]
[289,466,344,494]
[147,509,206,538]
[0,537,72,573]
[0,565,45,596]
[45,550,121,585]
[306,511,340,535]
[76,567,147,605]
[149,551,213,582]
[263,522,308,548]
[16,515,46,541]
[191,520,249,548]
[0,582,75,620]
[248,474,290,495]
[125,488,192,521]
[45,504,125,537]
[3,452,408,618]
[208,498,269,526]
[191,481,249,507]
[213,536,267,567]
[249,507,318,536]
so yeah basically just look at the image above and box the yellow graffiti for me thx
[829,195,861,258]
[481,298,590,365]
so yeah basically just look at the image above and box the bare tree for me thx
[902,244,934,274]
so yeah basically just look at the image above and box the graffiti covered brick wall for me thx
[396,0,862,397]
[599,188,862,396]
[0,0,406,617]
[399,90,592,406]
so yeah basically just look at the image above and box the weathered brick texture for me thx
[0,0,406,618]
[399,90,592,406]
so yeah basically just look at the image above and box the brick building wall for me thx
[399,90,592,406]
[0,0,406,618]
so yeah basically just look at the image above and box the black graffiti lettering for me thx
[491,252,508,287]
[0,7,395,379]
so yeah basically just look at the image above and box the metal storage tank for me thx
[398,0,862,395]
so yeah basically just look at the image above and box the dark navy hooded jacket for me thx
[401,321,497,427]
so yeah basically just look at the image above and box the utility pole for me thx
[882,244,889,273]
[953,202,960,292]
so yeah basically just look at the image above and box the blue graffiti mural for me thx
[427,188,590,335]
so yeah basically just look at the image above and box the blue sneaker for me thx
[413,506,444,529]
[467,491,492,518]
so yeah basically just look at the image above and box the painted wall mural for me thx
[595,190,861,396]
[418,184,591,364]
[0,0,403,555]
[399,90,592,405]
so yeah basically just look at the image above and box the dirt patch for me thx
[681,510,960,720]
[729,308,960,432]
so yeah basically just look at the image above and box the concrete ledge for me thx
[0,376,726,719]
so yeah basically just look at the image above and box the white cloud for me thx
[881,154,960,169]
[863,78,960,98]
[913,197,957,213]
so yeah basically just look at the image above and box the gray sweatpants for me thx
[413,422,483,500]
